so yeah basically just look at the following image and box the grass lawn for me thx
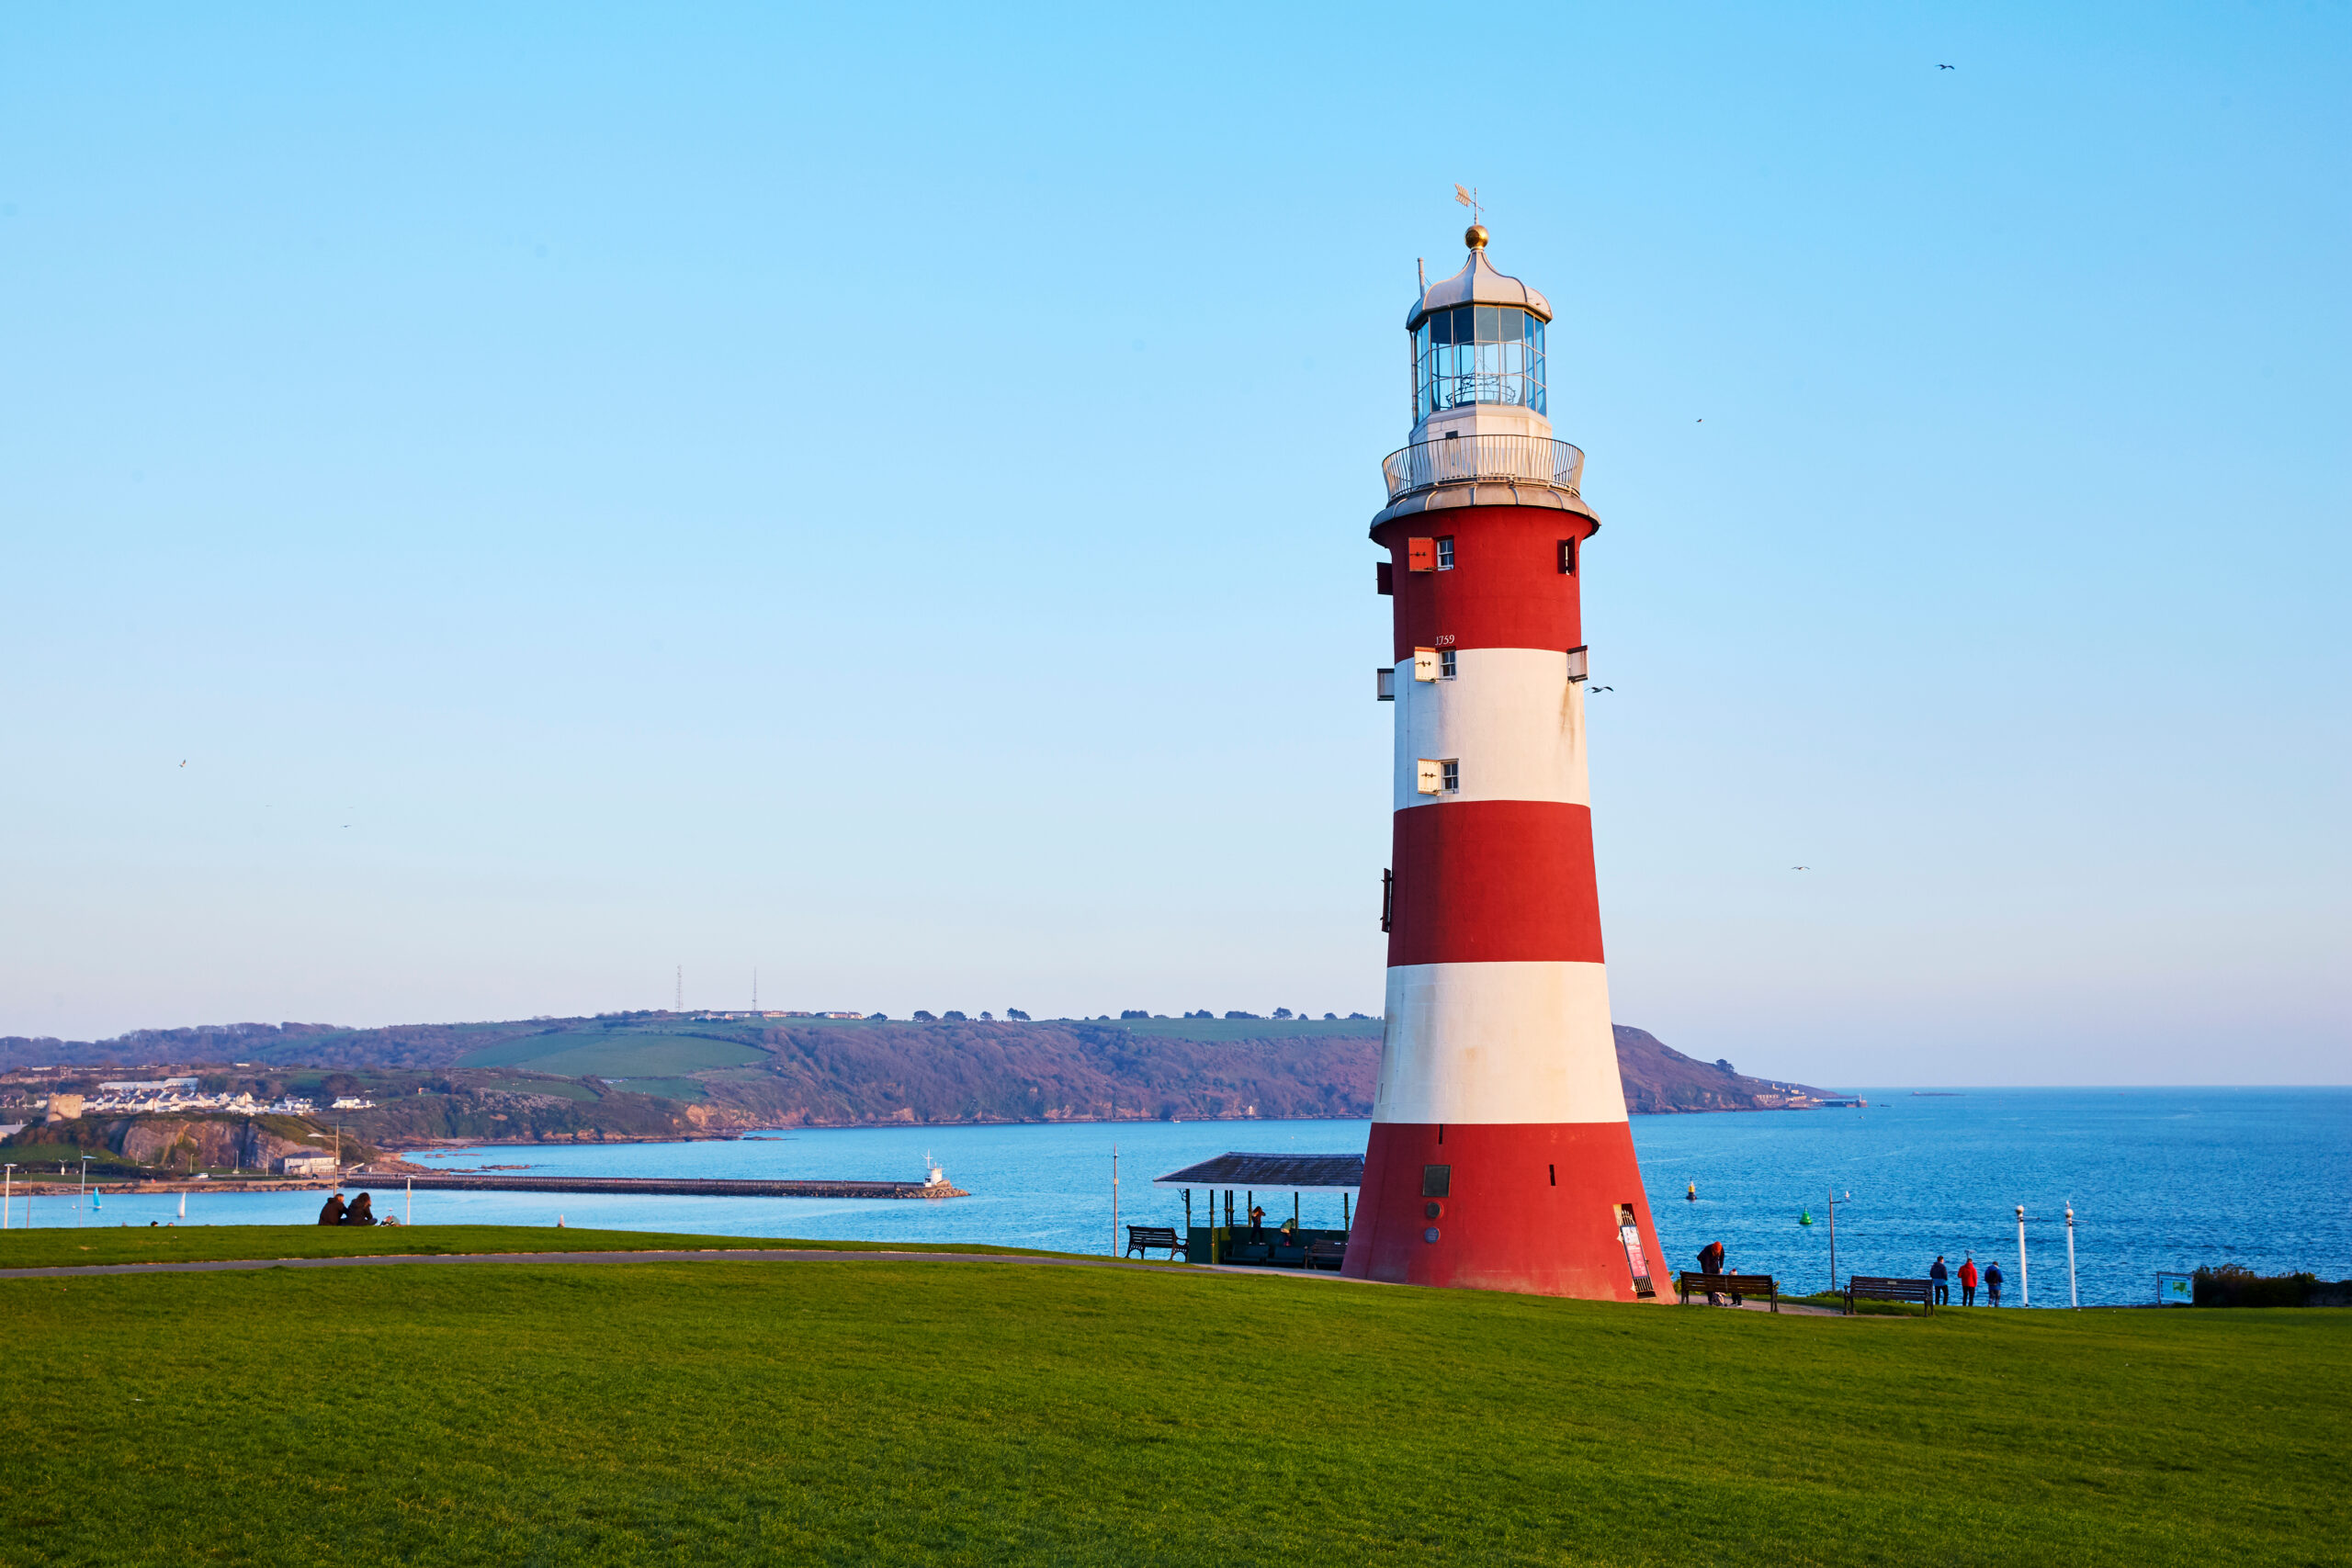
[3,1235,2342,1567]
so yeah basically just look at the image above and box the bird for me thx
[1938,62,1955,69]
[1589,684,1614,693]
[178,760,187,768]
[1791,865,1810,871]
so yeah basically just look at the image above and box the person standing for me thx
[1697,1240,1726,1305]
[1930,1254,1951,1306]
[1959,1254,1979,1306]
[1985,1259,2005,1307]
[1247,1203,1266,1245]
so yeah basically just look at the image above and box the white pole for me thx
[1111,1144,1120,1257]
[3,1164,12,1230]
[2065,1202,2078,1309]
[2016,1203,2030,1308]
[407,1176,413,1227]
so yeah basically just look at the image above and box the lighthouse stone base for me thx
[1345,1121,1670,1301]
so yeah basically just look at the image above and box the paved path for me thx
[1683,1294,1843,1317]
[0,1248,1219,1281]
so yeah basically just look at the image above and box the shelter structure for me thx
[1156,1152,1362,1269]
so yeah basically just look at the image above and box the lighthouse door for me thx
[1615,1203,1656,1298]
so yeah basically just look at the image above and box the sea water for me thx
[23,1088,2346,1308]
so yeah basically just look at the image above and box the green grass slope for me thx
[3,1234,2342,1566]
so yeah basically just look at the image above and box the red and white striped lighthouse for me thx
[1343,224,1667,1301]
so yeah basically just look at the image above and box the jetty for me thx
[345,1174,968,1200]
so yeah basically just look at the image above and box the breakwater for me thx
[351,1174,968,1200]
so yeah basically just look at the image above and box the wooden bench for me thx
[1844,1276,1935,1314]
[1676,1271,1779,1312]
[1125,1224,1183,1260]
[1306,1239,1347,1271]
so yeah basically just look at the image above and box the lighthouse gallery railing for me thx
[1380,434,1585,502]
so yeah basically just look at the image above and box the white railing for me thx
[1381,434,1584,502]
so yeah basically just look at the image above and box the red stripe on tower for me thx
[1344,222,1667,1301]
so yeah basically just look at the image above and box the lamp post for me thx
[1110,1144,1120,1257]
[1826,1189,1856,1294]
[3,1164,14,1230]
[2016,1203,2030,1308]
[2065,1201,2078,1309]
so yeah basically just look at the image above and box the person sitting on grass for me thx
[317,1190,346,1226]
[341,1192,378,1226]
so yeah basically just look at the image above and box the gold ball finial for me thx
[1465,223,1489,251]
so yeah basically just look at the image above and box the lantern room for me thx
[1406,224,1555,443]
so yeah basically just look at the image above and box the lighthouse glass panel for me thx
[1415,306,1545,421]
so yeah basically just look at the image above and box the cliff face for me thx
[1,1114,362,1171]
[111,1116,333,1170]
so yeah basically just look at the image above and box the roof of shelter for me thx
[1153,1151,1365,1191]
[1407,227,1553,330]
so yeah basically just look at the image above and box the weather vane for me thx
[1453,183,1482,224]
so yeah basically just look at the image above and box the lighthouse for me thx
[1343,224,1667,1301]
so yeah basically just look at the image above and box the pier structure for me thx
[1344,224,1668,1300]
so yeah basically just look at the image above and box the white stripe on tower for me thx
[1390,649,1589,809]
[1376,961,1622,1124]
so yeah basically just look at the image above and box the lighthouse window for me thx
[1415,305,1546,421]
[1439,648,1457,679]
[1441,760,1460,793]
[1436,536,1454,570]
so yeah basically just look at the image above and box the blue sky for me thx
[2,3,2344,1083]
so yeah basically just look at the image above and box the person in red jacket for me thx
[1959,1254,1980,1306]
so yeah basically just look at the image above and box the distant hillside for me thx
[1610,1027,1828,1113]
[2,1013,1833,1136]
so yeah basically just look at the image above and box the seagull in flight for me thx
[178,760,187,768]
[1589,684,1614,693]
[1938,62,1955,70]
[1791,865,1811,871]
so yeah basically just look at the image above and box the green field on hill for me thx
[3,1228,2342,1566]
[454,1031,772,1077]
